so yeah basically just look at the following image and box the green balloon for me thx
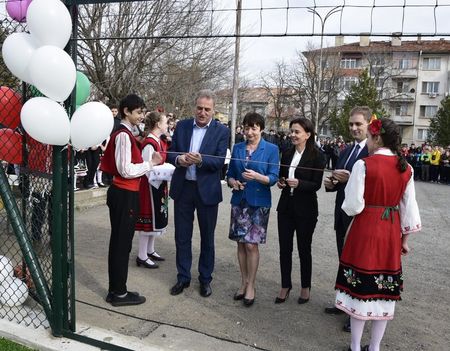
[76,71,91,105]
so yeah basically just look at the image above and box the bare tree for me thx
[291,42,343,133]
[77,0,233,110]
[260,61,295,130]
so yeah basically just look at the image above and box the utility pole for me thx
[230,0,242,149]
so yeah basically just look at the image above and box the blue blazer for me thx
[227,139,279,207]
[168,118,230,206]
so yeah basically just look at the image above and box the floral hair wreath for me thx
[368,114,385,136]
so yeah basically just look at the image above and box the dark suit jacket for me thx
[277,146,326,218]
[327,143,369,231]
[168,118,230,206]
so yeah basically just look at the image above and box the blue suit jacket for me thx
[227,139,279,207]
[327,143,369,231]
[168,118,230,206]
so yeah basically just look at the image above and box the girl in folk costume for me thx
[334,117,421,351]
[135,111,169,268]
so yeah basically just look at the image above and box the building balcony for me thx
[391,115,414,125]
[389,93,415,102]
[391,69,418,79]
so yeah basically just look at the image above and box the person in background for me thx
[430,145,441,182]
[227,112,279,307]
[100,94,162,307]
[334,118,421,351]
[275,118,325,305]
[135,111,169,269]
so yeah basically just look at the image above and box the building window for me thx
[395,104,409,116]
[421,81,439,94]
[340,58,360,69]
[339,77,358,91]
[397,81,409,93]
[398,58,412,69]
[423,57,441,70]
[419,105,438,118]
[417,128,428,141]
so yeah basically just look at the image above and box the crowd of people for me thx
[96,89,421,351]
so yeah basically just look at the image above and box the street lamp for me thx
[307,6,342,137]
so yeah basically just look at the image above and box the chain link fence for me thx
[1,17,52,329]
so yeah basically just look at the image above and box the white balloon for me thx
[70,102,114,150]
[28,45,76,102]
[27,0,72,48]
[0,255,13,281]
[1,33,37,84]
[0,277,29,307]
[21,97,70,146]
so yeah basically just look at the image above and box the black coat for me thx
[277,146,326,218]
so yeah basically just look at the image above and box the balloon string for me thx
[160,151,330,173]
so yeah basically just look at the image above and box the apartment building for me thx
[310,36,450,145]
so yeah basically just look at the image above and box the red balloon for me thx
[0,86,22,129]
[0,128,23,164]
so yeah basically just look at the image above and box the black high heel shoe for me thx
[274,287,291,304]
[136,257,159,269]
[297,287,311,304]
[243,288,255,307]
[233,291,245,301]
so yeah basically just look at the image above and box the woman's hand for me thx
[286,178,299,189]
[151,152,163,166]
[277,177,287,189]
[228,178,246,191]
[242,169,260,181]
[401,235,410,256]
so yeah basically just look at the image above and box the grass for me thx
[0,338,34,351]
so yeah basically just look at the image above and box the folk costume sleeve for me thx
[342,159,366,216]
[399,166,422,234]
[114,132,151,178]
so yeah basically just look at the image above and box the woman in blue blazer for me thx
[227,112,279,307]
[275,117,326,305]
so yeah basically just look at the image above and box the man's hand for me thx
[331,169,351,183]
[277,177,287,189]
[286,178,299,189]
[184,152,202,165]
[151,152,163,166]
[177,154,193,167]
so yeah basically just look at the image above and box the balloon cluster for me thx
[1,0,113,150]
[0,256,29,307]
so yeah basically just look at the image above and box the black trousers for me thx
[277,208,318,289]
[84,149,101,186]
[106,185,139,295]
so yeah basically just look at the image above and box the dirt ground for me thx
[74,181,450,351]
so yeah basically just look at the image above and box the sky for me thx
[212,0,450,81]
[3,0,450,82]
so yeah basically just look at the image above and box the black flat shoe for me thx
[136,257,159,269]
[324,306,345,315]
[109,292,146,307]
[106,291,139,303]
[233,291,245,300]
[343,316,351,333]
[170,281,190,295]
[274,287,291,304]
[148,251,165,261]
[200,283,212,297]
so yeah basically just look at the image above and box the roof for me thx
[304,39,450,55]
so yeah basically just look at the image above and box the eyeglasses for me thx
[196,106,212,112]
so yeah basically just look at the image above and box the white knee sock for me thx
[369,320,388,351]
[351,317,366,351]
[147,236,155,254]
[138,235,150,260]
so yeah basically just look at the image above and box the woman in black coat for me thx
[275,117,326,304]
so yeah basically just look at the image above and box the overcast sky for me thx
[213,0,450,82]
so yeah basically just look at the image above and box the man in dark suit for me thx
[167,89,230,298]
[323,106,371,331]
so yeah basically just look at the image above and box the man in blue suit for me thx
[323,106,371,330]
[167,89,230,297]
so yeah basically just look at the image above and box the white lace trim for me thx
[335,291,396,320]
